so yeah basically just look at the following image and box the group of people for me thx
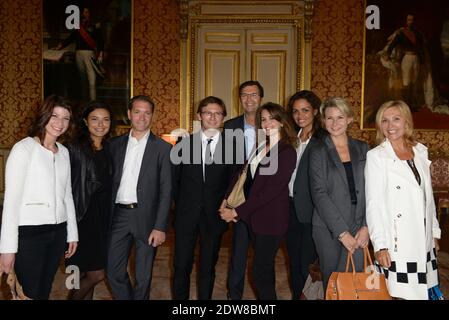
[0,80,443,301]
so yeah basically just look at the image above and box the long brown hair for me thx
[29,94,73,144]
[71,100,114,152]
[256,102,298,148]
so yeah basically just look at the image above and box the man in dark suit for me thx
[107,95,172,300]
[171,96,236,300]
[223,80,264,300]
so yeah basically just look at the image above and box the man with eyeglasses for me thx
[172,96,237,299]
[223,80,264,300]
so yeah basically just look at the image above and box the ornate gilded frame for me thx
[41,0,133,127]
[179,0,314,131]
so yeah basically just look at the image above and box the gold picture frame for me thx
[42,0,133,126]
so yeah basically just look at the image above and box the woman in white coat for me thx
[0,95,78,299]
[365,100,441,300]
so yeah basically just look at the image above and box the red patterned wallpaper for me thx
[133,0,180,136]
[0,0,447,155]
[0,0,180,148]
[0,0,41,147]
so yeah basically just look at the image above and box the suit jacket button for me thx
[397,214,402,218]
[396,186,401,189]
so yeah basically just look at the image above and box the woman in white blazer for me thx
[365,100,441,300]
[0,95,78,299]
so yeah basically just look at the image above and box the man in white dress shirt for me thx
[107,95,172,300]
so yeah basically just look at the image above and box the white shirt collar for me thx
[129,130,150,144]
[201,130,220,144]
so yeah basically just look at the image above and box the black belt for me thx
[116,203,138,209]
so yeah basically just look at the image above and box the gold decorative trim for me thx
[198,3,295,16]
[251,50,287,104]
[189,19,304,131]
[360,0,371,131]
[303,0,314,41]
[204,49,240,115]
[40,0,134,129]
[250,33,288,45]
[205,32,241,44]
[0,154,4,194]
[180,0,189,40]
[182,1,312,131]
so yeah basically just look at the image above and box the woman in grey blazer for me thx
[309,97,370,290]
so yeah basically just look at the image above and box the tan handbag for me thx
[226,164,248,209]
[326,247,392,300]
[1,270,32,300]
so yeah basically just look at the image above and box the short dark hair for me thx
[239,80,264,98]
[128,95,155,112]
[196,96,227,117]
[29,94,73,144]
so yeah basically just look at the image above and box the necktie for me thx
[205,138,213,165]
[203,138,213,182]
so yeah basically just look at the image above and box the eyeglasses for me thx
[201,111,224,118]
[240,93,259,99]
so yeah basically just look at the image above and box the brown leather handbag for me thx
[1,270,32,300]
[326,247,392,300]
[226,164,248,209]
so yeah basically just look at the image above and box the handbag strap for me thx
[363,246,375,274]
[345,252,357,274]
[345,247,375,274]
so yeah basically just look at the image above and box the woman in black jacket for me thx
[66,101,113,300]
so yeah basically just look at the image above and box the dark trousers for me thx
[173,218,223,300]
[227,220,251,300]
[107,207,156,300]
[15,223,67,300]
[286,201,317,299]
[312,225,364,291]
[252,233,282,300]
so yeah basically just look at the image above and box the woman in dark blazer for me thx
[309,97,369,290]
[220,102,297,300]
[286,90,327,299]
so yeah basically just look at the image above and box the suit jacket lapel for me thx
[348,138,363,193]
[190,132,204,182]
[137,132,154,186]
[205,134,224,183]
[294,134,313,184]
[116,135,129,183]
[325,135,349,189]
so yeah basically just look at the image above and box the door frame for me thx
[179,0,314,131]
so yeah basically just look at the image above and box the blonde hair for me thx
[375,100,417,147]
[320,97,354,118]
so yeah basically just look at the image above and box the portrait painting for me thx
[43,0,132,126]
[362,0,449,130]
